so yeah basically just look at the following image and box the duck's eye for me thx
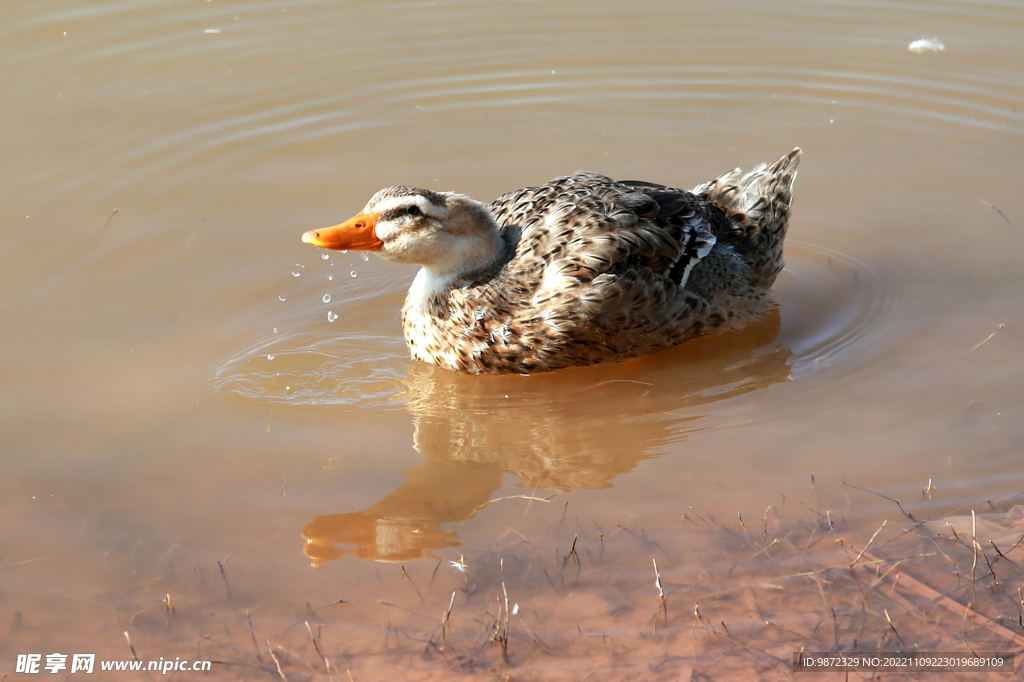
[407,205,421,216]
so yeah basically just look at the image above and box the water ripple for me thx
[210,331,408,409]
[776,235,900,375]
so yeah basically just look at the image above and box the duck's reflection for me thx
[302,311,791,565]
[302,457,502,565]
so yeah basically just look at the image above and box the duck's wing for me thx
[489,171,718,294]
[446,173,729,372]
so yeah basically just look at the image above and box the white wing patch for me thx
[677,229,716,288]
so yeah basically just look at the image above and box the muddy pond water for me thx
[2,0,1023,679]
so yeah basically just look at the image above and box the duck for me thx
[301,148,801,375]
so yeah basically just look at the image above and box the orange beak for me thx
[301,212,383,251]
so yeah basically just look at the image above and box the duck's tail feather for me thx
[693,148,801,289]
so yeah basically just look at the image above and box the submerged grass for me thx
[5,491,1023,681]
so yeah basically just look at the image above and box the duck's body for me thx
[302,148,801,375]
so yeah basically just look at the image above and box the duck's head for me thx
[302,186,504,277]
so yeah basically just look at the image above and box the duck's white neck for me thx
[406,235,504,306]
[407,268,458,304]
[401,239,504,369]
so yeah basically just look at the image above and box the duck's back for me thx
[406,150,800,374]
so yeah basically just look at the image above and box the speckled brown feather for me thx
[398,149,800,374]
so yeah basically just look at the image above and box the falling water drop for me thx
[322,294,331,303]
[350,271,357,278]
[291,272,301,277]
[360,253,369,261]
[327,311,338,322]
[327,275,333,281]
[273,327,278,333]
[321,252,330,260]
[278,295,286,301]
[267,354,275,361]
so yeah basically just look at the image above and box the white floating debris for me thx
[321,252,330,260]
[322,294,331,303]
[327,311,338,322]
[908,37,944,53]
[204,28,221,33]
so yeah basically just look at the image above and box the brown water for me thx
[3,0,1023,679]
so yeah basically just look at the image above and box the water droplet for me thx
[292,272,300,277]
[327,275,333,281]
[340,249,348,254]
[360,253,369,261]
[350,271,357,278]
[321,252,330,260]
[278,295,286,301]
[267,354,275,361]
[273,327,278,333]
[322,294,331,303]
[327,311,338,322]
